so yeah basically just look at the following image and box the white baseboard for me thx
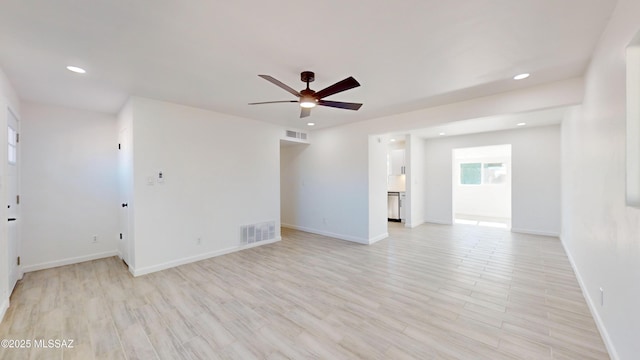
[560,236,619,360]
[0,295,9,323]
[22,250,119,273]
[405,220,425,229]
[281,223,370,244]
[131,237,281,277]
[511,227,559,237]
[369,232,389,244]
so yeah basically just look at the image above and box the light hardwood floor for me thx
[0,223,609,359]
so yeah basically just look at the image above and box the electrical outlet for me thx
[322,218,327,225]
[197,237,202,245]
[92,235,98,243]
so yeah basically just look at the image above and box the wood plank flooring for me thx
[0,223,609,359]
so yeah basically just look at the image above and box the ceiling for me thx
[0,0,617,130]
[412,107,569,139]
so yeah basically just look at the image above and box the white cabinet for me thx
[399,192,406,220]
[389,149,406,175]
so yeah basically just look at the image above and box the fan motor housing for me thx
[300,88,316,96]
[301,71,315,83]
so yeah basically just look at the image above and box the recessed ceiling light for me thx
[307,122,315,126]
[517,122,526,126]
[390,138,396,142]
[66,66,86,74]
[439,132,446,136]
[513,73,530,80]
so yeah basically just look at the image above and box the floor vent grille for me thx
[240,221,276,245]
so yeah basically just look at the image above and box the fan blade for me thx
[300,107,311,118]
[248,100,297,105]
[258,75,301,97]
[318,100,363,111]
[315,76,360,99]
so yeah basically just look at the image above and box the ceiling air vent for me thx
[285,130,308,140]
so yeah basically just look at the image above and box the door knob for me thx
[121,203,128,207]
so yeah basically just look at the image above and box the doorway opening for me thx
[387,135,406,223]
[452,144,511,229]
[280,139,308,231]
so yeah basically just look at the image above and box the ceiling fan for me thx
[249,71,362,118]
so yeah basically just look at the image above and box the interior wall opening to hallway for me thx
[452,144,512,229]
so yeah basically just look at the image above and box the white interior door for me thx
[7,109,20,292]
[118,127,132,267]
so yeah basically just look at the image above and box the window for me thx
[483,163,506,184]
[8,126,16,164]
[461,162,506,185]
[460,163,481,184]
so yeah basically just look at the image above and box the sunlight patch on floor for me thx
[454,215,509,229]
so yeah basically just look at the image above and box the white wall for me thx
[455,178,510,218]
[561,0,640,358]
[128,97,282,275]
[280,124,371,243]
[369,135,389,242]
[423,138,454,225]
[285,79,580,244]
[0,66,20,321]
[20,103,119,271]
[406,135,426,228]
[425,126,560,236]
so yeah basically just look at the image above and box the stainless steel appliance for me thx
[388,192,401,222]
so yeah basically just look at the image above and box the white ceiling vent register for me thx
[240,221,276,245]
[285,130,308,140]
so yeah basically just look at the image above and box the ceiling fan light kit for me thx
[249,71,362,118]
